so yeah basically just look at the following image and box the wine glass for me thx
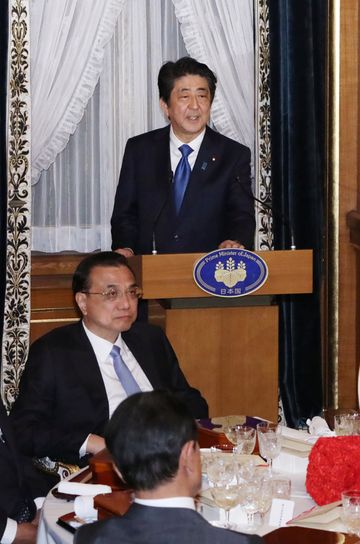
[210,483,241,528]
[341,490,360,537]
[256,422,282,476]
[224,425,256,454]
[257,478,273,523]
[238,476,262,531]
[206,453,240,527]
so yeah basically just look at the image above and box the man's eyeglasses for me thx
[82,286,143,302]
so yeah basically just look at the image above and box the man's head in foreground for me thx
[105,391,201,498]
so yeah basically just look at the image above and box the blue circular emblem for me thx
[193,249,268,297]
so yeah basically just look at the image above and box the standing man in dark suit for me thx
[111,56,255,256]
[10,252,208,467]
[75,391,263,544]
[0,400,54,544]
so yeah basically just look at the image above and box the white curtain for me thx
[31,0,254,252]
[172,0,254,159]
[30,0,126,182]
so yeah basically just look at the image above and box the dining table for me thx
[35,420,357,543]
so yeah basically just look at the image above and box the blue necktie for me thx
[110,345,141,397]
[173,144,193,214]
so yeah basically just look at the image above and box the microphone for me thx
[236,176,296,250]
[152,170,173,255]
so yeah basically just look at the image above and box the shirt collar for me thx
[82,321,123,360]
[134,497,196,510]
[170,125,205,154]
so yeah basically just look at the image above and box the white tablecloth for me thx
[36,468,347,543]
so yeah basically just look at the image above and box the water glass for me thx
[206,452,237,485]
[224,425,256,454]
[334,412,356,436]
[341,490,360,536]
[257,422,282,475]
[271,478,291,499]
[240,479,262,531]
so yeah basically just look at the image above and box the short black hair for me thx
[72,251,135,295]
[105,391,198,491]
[158,56,217,105]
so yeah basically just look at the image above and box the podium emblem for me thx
[193,249,268,297]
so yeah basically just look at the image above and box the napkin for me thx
[306,416,335,437]
[272,427,314,473]
[287,500,342,526]
[74,496,98,521]
[57,481,112,496]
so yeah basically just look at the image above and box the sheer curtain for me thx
[30,0,125,182]
[31,0,254,252]
[32,0,187,251]
[172,0,254,161]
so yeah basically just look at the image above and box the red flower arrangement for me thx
[306,436,360,505]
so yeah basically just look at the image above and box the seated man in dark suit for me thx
[75,391,263,544]
[0,400,55,544]
[10,252,208,469]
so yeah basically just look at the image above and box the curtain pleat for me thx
[269,0,326,427]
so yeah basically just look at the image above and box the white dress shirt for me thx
[2,518,17,544]
[80,323,153,455]
[134,496,196,510]
[169,126,205,175]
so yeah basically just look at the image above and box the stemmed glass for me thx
[206,453,240,528]
[236,469,272,531]
[256,422,282,476]
[257,477,273,522]
[341,490,360,537]
[239,477,262,531]
[224,425,256,454]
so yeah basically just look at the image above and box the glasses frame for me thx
[81,286,143,302]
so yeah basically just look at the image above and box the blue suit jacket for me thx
[111,125,255,254]
[10,321,208,465]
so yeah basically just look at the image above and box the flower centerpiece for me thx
[306,436,360,505]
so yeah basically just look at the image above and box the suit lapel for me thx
[150,126,173,222]
[71,323,109,417]
[122,326,162,388]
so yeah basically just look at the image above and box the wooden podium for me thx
[131,250,313,422]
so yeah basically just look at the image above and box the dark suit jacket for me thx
[111,125,255,254]
[0,401,54,540]
[74,503,264,544]
[10,321,208,465]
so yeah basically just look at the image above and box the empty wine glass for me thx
[238,476,262,531]
[224,425,256,454]
[256,422,282,476]
[206,452,236,485]
[257,478,273,523]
